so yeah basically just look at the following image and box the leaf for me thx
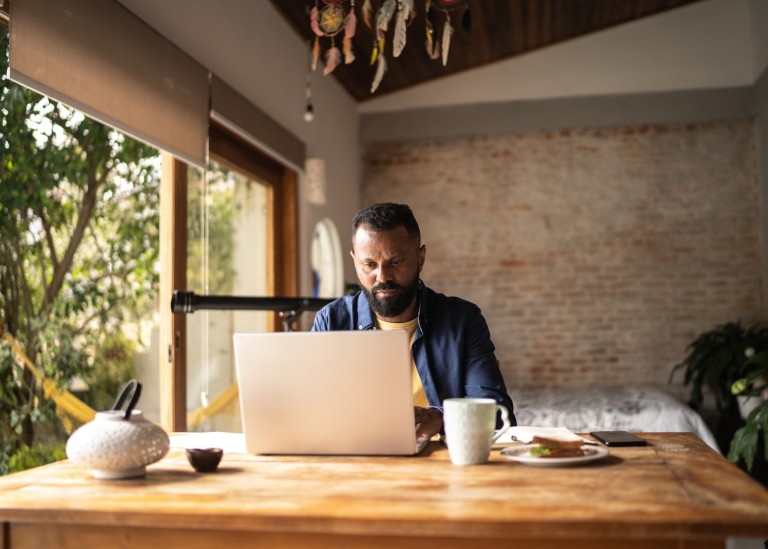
[728,421,758,471]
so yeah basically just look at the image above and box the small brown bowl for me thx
[186,447,223,473]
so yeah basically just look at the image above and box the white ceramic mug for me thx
[443,398,511,466]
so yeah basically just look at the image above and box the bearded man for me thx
[312,202,515,442]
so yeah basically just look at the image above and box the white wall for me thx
[117,0,362,293]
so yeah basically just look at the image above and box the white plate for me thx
[500,444,609,467]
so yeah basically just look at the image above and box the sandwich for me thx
[529,434,586,458]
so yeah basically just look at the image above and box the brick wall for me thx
[363,120,765,392]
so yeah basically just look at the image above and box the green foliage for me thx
[84,331,139,412]
[727,402,768,472]
[728,351,768,471]
[186,167,238,295]
[0,26,160,472]
[7,443,67,475]
[672,321,768,472]
[670,321,768,414]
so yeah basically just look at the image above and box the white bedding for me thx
[509,385,720,453]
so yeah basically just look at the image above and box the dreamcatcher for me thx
[310,0,357,76]
[362,0,416,93]
[425,0,470,66]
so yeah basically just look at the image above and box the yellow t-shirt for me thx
[376,317,428,407]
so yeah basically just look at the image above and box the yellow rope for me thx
[1,331,96,430]
[2,320,239,431]
[187,382,239,429]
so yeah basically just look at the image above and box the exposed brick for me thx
[364,120,765,390]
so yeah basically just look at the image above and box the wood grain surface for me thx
[0,433,766,548]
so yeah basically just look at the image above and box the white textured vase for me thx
[66,410,169,479]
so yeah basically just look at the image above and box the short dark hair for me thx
[352,202,421,244]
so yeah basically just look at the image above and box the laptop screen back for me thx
[233,330,419,455]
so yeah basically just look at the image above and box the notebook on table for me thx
[233,330,428,455]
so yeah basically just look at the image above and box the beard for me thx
[361,277,419,319]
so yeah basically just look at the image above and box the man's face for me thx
[351,224,425,322]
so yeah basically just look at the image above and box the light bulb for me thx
[304,103,314,122]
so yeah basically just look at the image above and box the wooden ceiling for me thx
[270,0,705,103]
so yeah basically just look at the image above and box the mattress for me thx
[509,385,720,453]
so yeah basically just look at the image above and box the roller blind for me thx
[210,74,305,171]
[9,0,209,167]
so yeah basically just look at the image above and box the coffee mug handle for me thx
[491,404,511,442]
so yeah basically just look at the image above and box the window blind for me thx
[210,74,305,172]
[9,0,209,167]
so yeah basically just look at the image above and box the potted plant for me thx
[671,321,768,477]
[728,350,768,473]
[672,321,768,415]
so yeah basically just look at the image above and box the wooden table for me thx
[0,433,766,549]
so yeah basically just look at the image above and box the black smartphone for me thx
[589,431,648,447]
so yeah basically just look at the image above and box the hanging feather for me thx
[404,0,415,20]
[370,35,378,65]
[323,43,342,75]
[370,34,385,64]
[343,36,355,64]
[312,37,321,71]
[343,8,357,64]
[461,5,471,33]
[362,0,373,28]
[345,7,357,37]
[392,0,411,57]
[425,5,437,58]
[310,6,324,37]
[371,52,387,93]
[376,0,397,33]
[441,12,453,66]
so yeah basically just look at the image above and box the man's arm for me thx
[462,311,516,427]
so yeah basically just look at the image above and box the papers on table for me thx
[496,426,596,445]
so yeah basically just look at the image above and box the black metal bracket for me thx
[171,290,334,332]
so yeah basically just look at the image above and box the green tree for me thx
[0,27,160,472]
[187,166,238,296]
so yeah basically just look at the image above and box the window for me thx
[162,121,298,431]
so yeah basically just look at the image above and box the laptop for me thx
[233,330,428,455]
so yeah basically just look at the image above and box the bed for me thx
[508,385,720,453]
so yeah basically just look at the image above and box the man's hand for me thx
[414,406,443,443]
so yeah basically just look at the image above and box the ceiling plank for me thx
[270,0,706,102]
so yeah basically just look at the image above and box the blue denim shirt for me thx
[311,281,516,427]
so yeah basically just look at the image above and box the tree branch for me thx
[37,206,60,272]
[42,167,103,314]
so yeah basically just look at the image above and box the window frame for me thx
[159,120,298,431]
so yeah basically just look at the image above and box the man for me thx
[312,202,515,443]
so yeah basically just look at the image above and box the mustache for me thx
[372,282,403,293]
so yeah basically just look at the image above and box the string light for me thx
[304,39,314,122]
